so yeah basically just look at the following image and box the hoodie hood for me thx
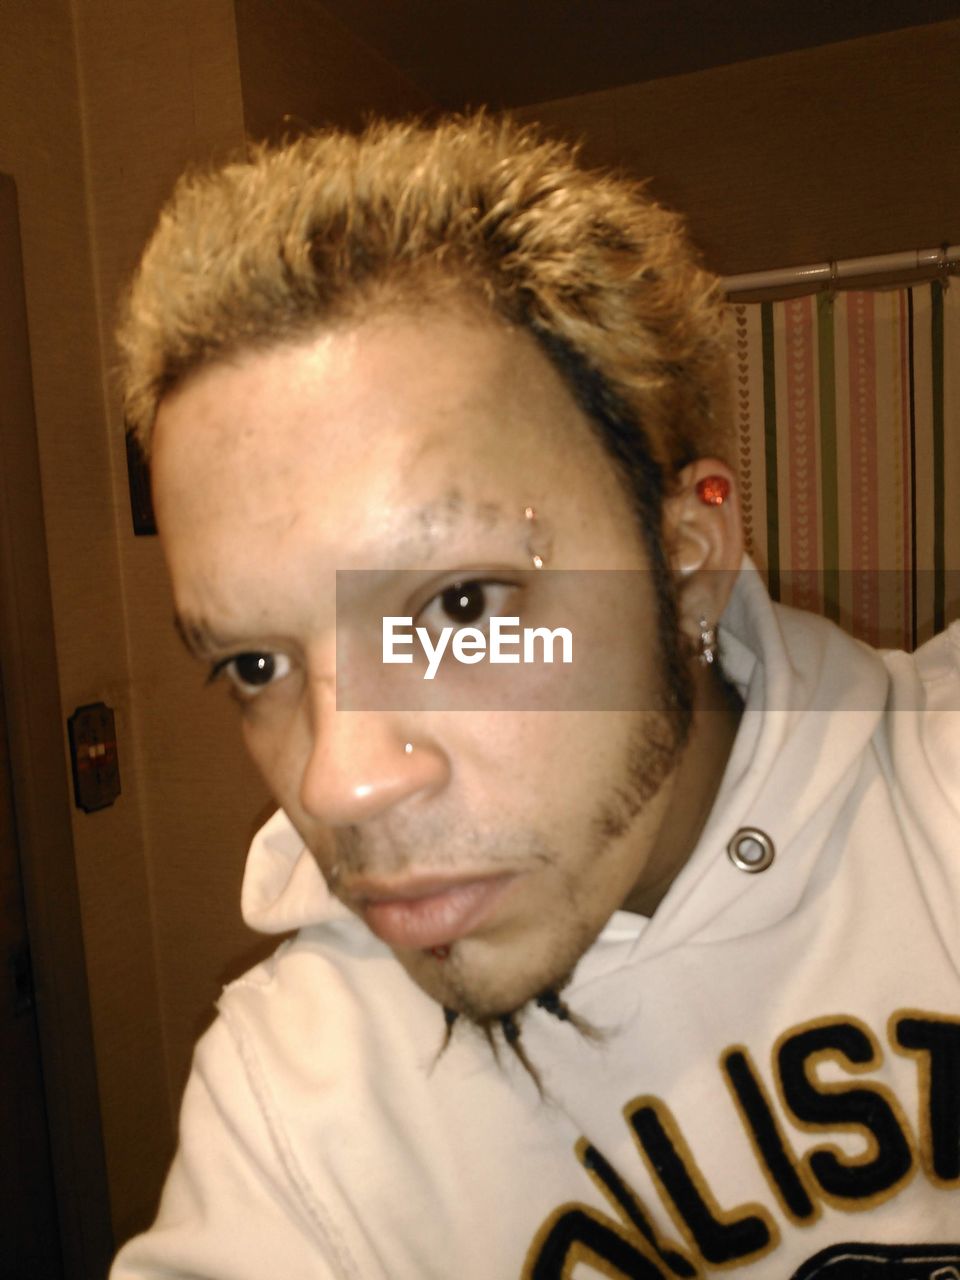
[242,808,349,934]
[638,560,888,952]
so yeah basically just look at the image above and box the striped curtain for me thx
[726,282,959,651]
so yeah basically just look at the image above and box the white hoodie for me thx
[113,567,960,1279]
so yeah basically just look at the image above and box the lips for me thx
[346,873,516,950]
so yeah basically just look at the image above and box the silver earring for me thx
[698,617,718,666]
[328,863,343,888]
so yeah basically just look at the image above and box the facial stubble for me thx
[333,569,696,1078]
[435,591,697,1081]
[437,704,686,1026]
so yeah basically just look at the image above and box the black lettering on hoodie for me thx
[892,1010,960,1183]
[627,1096,776,1266]
[777,1017,913,1205]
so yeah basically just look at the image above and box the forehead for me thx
[151,310,628,570]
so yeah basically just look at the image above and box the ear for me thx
[662,459,744,645]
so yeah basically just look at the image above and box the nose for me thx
[298,681,450,826]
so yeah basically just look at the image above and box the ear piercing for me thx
[688,481,725,665]
[698,616,719,666]
[523,505,552,570]
[695,475,730,506]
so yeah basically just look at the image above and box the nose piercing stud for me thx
[404,742,414,755]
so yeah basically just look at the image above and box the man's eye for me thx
[210,651,291,697]
[418,580,517,635]
[440,581,489,624]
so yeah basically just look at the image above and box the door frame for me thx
[0,172,113,1277]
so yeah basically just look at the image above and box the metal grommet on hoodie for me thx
[727,827,775,873]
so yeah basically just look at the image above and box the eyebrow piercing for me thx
[523,504,553,569]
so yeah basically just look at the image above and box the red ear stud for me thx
[695,475,731,506]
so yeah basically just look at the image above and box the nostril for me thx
[298,718,449,826]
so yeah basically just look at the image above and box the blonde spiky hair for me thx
[117,113,731,481]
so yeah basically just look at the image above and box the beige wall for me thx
[72,1,285,1245]
[236,0,434,139]
[519,21,960,276]
[70,0,267,1117]
[0,0,271,1253]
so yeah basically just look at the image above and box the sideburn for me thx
[530,328,695,745]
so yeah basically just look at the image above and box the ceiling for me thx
[311,0,960,108]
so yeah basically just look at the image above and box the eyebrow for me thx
[173,613,227,660]
[389,491,505,562]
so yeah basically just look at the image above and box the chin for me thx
[397,930,581,1025]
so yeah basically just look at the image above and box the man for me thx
[112,116,960,1278]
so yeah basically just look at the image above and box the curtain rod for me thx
[721,243,959,296]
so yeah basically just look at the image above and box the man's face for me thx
[152,310,688,1021]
